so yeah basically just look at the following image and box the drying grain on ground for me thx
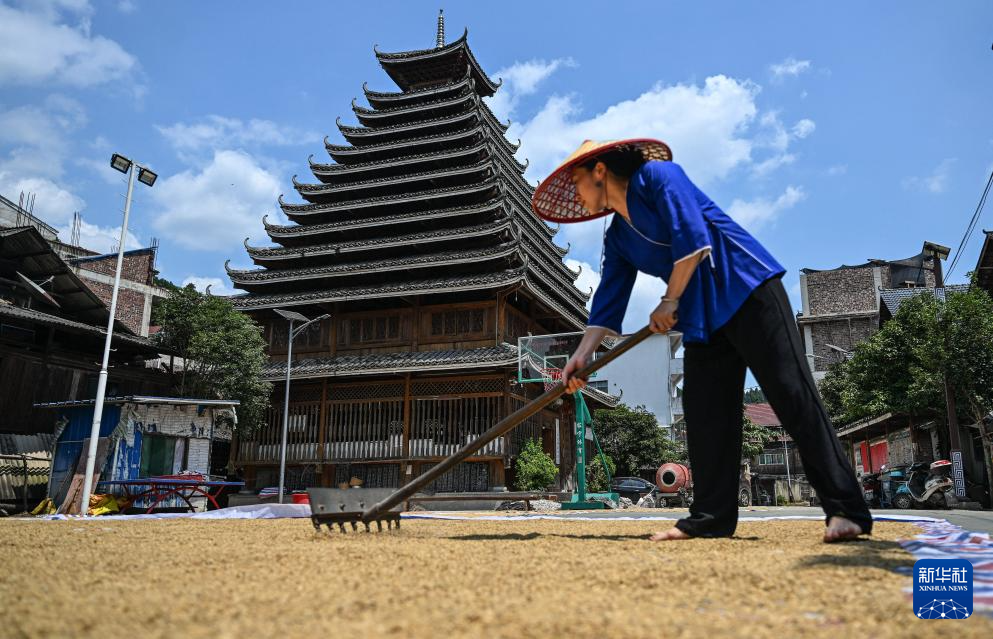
[2,517,988,638]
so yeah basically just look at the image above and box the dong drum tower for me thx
[226,19,615,494]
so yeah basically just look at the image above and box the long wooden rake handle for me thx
[362,325,657,521]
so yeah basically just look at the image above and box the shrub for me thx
[514,439,558,491]
[586,454,616,493]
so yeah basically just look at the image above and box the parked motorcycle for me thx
[892,460,954,509]
[860,472,882,508]
[879,465,909,508]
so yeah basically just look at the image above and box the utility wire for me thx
[947,167,993,280]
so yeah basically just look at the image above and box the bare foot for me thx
[649,527,693,542]
[823,516,865,543]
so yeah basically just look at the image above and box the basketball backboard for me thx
[517,331,595,383]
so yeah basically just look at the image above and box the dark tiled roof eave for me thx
[338,105,481,139]
[294,159,494,197]
[374,31,500,96]
[260,344,519,381]
[0,303,159,354]
[309,141,488,178]
[325,123,518,157]
[228,241,520,285]
[353,87,474,120]
[245,216,512,261]
[363,70,473,103]
[228,268,525,311]
[879,285,971,317]
[262,197,504,239]
[280,178,499,217]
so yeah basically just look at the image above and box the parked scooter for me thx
[860,472,882,508]
[892,460,954,509]
[879,465,909,508]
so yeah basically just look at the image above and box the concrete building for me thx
[797,242,941,380]
[592,332,684,435]
[0,192,170,337]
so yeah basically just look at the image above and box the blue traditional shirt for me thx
[587,161,786,343]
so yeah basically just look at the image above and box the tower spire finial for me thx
[436,9,445,48]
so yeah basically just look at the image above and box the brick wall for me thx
[80,278,147,335]
[809,317,876,372]
[805,266,879,316]
[76,250,155,284]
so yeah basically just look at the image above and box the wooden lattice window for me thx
[338,314,404,346]
[270,319,324,351]
[430,309,487,337]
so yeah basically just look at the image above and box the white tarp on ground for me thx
[33,503,311,521]
[26,508,951,523]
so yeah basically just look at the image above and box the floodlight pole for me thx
[278,312,329,503]
[279,318,295,504]
[79,161,137,515]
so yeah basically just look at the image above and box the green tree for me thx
[591,404,686,476]
[154,285,271,432]
[514,438,558,491]
[821,285,993,451]
[743,387,767,404]
[586,453,616,492]
[742,412,778,460]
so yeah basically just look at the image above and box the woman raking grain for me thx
[532,139,872,542]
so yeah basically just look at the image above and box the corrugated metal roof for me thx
[33,396,240,409]
[0,433,56,455]
[0,449,51,501]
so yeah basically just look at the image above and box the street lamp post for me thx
[274,308,330,503]
[79,154,158,516]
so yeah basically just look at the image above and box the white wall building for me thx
[593,332,684,433]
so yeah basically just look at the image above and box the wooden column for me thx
[495,291,504,346]
[402,373,411,458]
[317,378,328,465]
[411,298,420,350]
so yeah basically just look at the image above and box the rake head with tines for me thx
[308,487,402,533]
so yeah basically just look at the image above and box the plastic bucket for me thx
[291,492,310,505]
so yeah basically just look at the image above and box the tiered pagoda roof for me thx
[227,26,590,332]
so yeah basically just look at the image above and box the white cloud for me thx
[902,158,956,194]
[0,3,138,88]
[558,215,613,268]
[486,58,575,121]
[516,75,762,188]
[0,95,91,223]
[181,276,234,296]
[156,116,317,158]
[117,0,136,13]
[752,153,796,177]
[564,257,672,334]
[826,164,848,176]
[564,258,600,301]
[151,149,282,250]
[792,118,816,139]
[0,173,84,223]
[726,185,806,230]
[56,218,141,253]
[770,57,811,80]
[0,95,86,160]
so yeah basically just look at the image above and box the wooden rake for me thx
[308,325,655,533]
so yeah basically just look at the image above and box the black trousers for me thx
[674,276,873,538]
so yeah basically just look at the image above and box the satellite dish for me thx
[16,271,60,308]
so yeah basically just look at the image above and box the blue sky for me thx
[1,0,992,333]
